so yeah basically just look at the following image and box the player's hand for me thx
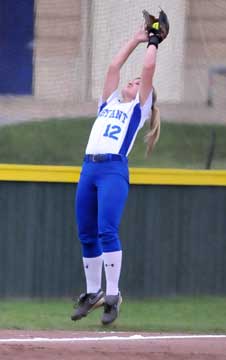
[133,27,149,44]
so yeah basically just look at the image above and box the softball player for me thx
[71,24,166,325]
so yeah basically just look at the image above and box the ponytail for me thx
[144,87,161,156]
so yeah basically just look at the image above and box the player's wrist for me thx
[147,34,160,49]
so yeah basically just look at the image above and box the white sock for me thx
[103,251,122,295]
[83,255,103,293]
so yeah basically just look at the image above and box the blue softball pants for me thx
[75,158,129,258]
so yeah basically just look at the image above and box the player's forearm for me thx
[139,44,157,105]
[109,37,139,70]
[143,44,157,70]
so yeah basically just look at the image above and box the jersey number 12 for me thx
[103,124,121,140]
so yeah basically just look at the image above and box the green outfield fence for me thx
[0,165,226,298]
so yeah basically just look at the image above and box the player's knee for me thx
[79,233,101,257]
[99,231,121,252]
[79,232,97,246]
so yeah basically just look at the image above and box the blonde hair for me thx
[144,87,160,156]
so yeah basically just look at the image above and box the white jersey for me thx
[85,89,153,157]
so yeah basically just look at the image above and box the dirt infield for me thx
[0,330,226,360]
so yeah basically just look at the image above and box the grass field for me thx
[0,118,225,168]
[0,297,226,333]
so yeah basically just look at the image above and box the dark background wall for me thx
[0,181,226,298]
[0,0,34,94]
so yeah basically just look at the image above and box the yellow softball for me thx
[152,22,159,30]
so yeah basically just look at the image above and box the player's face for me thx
[122,77,141,101]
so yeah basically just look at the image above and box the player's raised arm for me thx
[139,9,170,106]
[102,29,148,102]
[139,43,157,106]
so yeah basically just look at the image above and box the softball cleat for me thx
[71,289,105,321]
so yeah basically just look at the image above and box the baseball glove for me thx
[142,8,169,45]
